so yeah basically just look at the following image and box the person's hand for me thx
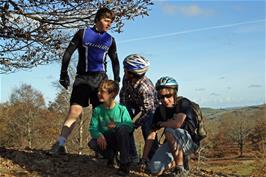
[97,135,107,150]
[139,158,149,172]
[114,76,121,84]
[108,121,116,130]
[134,118,143,129]
[59,71,70,89]
[156,121,163,129]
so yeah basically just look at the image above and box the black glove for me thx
[134,118,143,129]
[155,121,163,129]
[59,71,70,89]
[114,76,121,84]
[139,158,149,172]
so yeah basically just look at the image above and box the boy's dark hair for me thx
[99,80,119,98]
[94,7,115,23]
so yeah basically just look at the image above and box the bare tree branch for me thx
[0,0,153,73]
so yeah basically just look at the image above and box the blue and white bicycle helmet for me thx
[123,54,150,75]
[155,76,178,90]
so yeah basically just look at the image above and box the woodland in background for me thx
[1,83,265,160]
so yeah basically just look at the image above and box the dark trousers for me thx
[88,125,131,165]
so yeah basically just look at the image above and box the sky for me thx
[1,0,265,108]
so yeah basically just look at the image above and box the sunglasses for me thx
[158,93,173,99]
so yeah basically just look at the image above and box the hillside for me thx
[202,107,227,119]
[202,104,266,120]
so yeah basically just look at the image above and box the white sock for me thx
[58,136,66,146]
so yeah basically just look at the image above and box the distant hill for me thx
[202,104,266,120]
[202,107,227,119]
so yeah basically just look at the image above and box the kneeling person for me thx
[140,76,199,176]
[88,80,133,176]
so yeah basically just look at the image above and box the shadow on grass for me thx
[0,147,144,177]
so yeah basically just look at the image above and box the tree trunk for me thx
[79,113,83,155]
[240,138,244,157]
[27,118,32,149]
[239,125,244,157]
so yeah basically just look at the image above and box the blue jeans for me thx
[149,128,198,174]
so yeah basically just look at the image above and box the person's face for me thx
[95,17,112,32]
[125,70,133,79]
[98,88,113,103]
[158,88,175,108]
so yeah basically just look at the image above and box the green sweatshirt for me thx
[89,102,133,139]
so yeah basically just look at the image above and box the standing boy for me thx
[50,7,120,155]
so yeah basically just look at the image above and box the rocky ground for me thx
[0,147,251,177]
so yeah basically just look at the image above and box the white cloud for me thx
[249,84,263,88]
[195,88,205,91]
[160,3,214,16]
[210,92,220,96]
[160,2,178,15]
[118,19,265,43]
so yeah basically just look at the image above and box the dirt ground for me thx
[1,147,264,177]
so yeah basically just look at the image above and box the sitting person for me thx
[88,80,133,176]
[139,76,199,176]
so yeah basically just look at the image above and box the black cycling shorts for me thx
[70,72,107,108]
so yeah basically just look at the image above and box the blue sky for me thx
[1,1,265,108]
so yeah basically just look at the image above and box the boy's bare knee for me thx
[68,105,83,118]
[63,105,82,127]
[165,131,174,140]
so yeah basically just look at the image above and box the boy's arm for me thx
[135,90,156,127]
[119,76,130,105]
[160,99,193,128]
[59,29,82,89]
[88,108,102,139]
[160,113,186,128]
[108,38,120,83]
[142,131,157,160]
[61,29,82,72]
[116,107,134,132]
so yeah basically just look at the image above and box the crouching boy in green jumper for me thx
[88,80,133,176]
